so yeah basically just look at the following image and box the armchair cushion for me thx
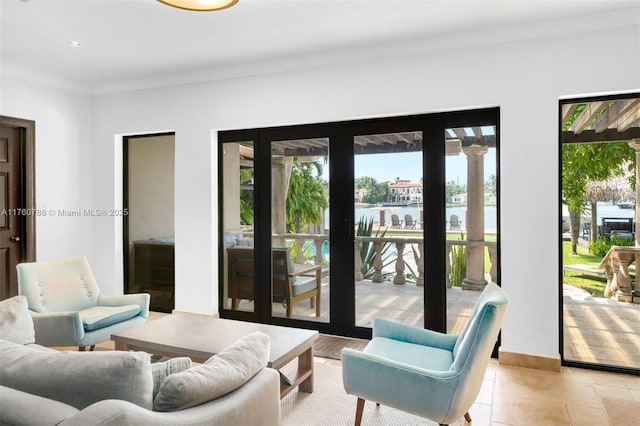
[364,337,453,372]
[79,304,141,331]
[153,331,270,412]
[0,295,35,345]
[291,276,318,296]
[0,339,153,410]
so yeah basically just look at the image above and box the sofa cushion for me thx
[0,340,153,410]
[153,331,270,412]
[0,295,35,345]
[0,385,79,426]
[151,357,192,400]
[79,304,141,331]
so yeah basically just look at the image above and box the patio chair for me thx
[390,214,403,228]
[227,247,321,317]
[449,214,461,230]
[404,215,416,229]
[17,256,150,351]
[342,282,509,426]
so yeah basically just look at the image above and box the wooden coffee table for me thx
[111,314,319,399]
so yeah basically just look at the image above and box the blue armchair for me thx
[342,282,508,426]
[17,256,150,351]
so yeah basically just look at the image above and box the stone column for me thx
[271,156,292,247]
[462,144,488,290]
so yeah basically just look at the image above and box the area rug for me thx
[281,361,447,426]
[313,334,369,360]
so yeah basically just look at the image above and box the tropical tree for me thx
[562,142,634,254]
[286,158,328,233]
[355,176,388,204]
[446,180,466,203]
[485,174,497,196]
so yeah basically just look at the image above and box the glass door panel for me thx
[222,141,255,313]
[561,95,640,371]
[445,126,497,334]
[353,131,424,328]
[271,138,330,323]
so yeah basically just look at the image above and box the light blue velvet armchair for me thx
[17,256,150,351]
[342,282,508,426]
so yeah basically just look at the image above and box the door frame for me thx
[0,115,36,270]
[558,92,640,375]
[218,108,500,338]
[122,132,176,306]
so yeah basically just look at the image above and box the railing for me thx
[599,245,640,302]
[275,233,497,288]
[356,237,497,287]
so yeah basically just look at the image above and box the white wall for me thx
[0,66,94,263]
[2,18,639,360]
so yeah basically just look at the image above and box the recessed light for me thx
[66,41,81,47]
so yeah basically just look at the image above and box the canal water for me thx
[354,205,498,230]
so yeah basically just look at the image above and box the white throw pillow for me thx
[0,295,35,345]
[153,331,270,412]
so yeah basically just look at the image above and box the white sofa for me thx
[0,296,281,426]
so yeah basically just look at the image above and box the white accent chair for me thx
[17,256,150,351]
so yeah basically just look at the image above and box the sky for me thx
[340,148,497,186]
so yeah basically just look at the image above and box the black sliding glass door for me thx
[219,108,499,338]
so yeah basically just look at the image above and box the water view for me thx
[354,205,498,232]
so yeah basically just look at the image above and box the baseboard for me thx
[171,310,220,318]
[498,348,561,372]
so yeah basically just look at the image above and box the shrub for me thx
[589,234,634,257]
[450,244,466,287]
[356,216,394,280]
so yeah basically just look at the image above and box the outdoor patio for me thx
[266,279,640,369]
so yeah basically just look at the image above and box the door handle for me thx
[9,236,21,242]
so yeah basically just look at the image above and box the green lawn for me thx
[562,241,608,298]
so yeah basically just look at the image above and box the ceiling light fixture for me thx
[156,0,238,12]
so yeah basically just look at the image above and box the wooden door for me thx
[0,124,24,298]
[0,116,35,299]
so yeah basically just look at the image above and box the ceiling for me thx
[1,0,638,93]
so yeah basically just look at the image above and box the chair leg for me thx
[354,398,365,426]
[439,411,471,426]
[79,345,96,351]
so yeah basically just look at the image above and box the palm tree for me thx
[286,158,328,233]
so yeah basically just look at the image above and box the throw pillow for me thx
[153,331,270,412]
[0,340,153,410]
[151,357,192,400]
[0,295,35,345]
